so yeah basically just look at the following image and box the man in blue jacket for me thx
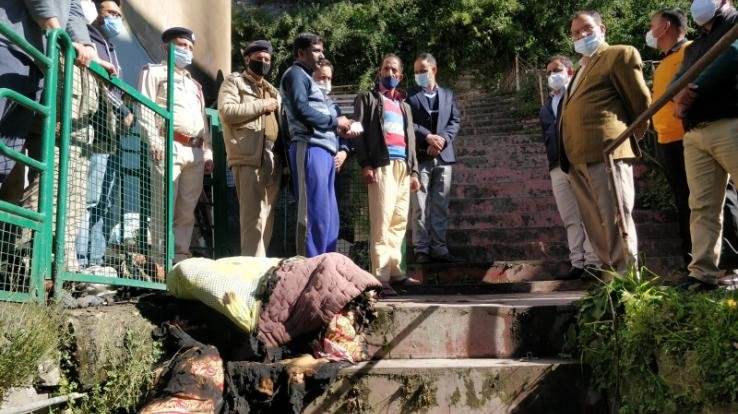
[408,53,461,263]
[280,33,353,257]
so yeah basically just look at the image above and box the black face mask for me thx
[248,59,271,77]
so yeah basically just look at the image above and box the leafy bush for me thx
[233,0,693,87]
[0,302,66,400]
[573,270,738,413]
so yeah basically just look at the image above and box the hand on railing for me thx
[71,43,118,76]
[673,84,700,119]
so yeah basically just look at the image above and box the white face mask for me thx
[317,80,331,95]
[547,72,570,91]
[645,30,659,49]
[574,31,604,57]
[691,0,722,26]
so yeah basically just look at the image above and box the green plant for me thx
[573,269,738,413]
[0,302,66,400]
[65,328,163,414]
[233,0,694,88]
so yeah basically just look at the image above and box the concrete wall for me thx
[119,0,232,103]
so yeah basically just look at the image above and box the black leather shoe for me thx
[581,265,603,280]
[561,266,584,280]
[415,253,431,264]
[432,253,463,263]
[675,277,718,292]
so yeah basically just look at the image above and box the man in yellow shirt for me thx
[649,8,738,274]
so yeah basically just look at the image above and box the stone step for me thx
[446,221,680,239]
[455,133,541,145]
[446,230,683,256]
[455,143,545,158]
[305,358,588,414]
[458,125,540,137]
[452,167,550,184]
[451,180,553,199]
[448,196,559,215]
[365,293,582,360]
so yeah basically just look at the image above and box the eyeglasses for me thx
[571,24,596,40]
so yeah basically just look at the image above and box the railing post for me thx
[514,54,520,92]
[207,108,228,259]
[165,43,175,272]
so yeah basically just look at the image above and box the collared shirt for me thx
[137,63,211,158]
[551,91,564,118]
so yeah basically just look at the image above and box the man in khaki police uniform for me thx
[217,40,281,257]
[137,27,212,275]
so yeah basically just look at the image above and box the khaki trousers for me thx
[232,148,281,257]
[150,141,204,265]
[368,160,410,281]
[550,166,600,268]
[684,118,738,283]
[567,160,637,271]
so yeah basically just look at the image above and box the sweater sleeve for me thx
[67,0,91,43]
[281,68,337,132]
[23,0,55,20]
[692,39,738,95]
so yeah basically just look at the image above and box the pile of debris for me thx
[139,253,381,413]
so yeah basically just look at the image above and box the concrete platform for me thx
[305,358,588,414]
[367,293,583,359]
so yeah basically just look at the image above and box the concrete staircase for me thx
[407,90,682,285]
[306,292,589,413]
[303,90,682,413]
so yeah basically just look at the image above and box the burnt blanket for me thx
[258,253,381,348]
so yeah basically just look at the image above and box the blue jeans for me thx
[76,153,118,267]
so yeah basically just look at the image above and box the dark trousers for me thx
[660,140,738,268]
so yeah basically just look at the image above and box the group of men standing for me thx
[541,1,738,290]
[218,33,461,296]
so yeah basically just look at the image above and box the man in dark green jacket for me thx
[673,0,738,290]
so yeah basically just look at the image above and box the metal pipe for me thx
[603,22,738,258]
[0,392,86,414]
[165,43,175,272]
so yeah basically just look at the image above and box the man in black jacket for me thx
[353,53,421,296]
[673,0,738,290]
[407,53,461,264]
[540,55,600,279]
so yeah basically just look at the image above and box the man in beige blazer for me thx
[560,10,651,273]
[217,40,281,257]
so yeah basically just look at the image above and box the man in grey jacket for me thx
[0,0,113,200]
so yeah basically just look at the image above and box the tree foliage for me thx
[232,0,693,87]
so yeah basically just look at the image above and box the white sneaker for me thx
[82,266,118,296]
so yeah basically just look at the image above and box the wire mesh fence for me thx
[54,63,170,289]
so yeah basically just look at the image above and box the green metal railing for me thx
[52,42,176,298]
[0,25,64,302]
[0,24,176,302]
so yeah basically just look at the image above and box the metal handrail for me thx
[603,22,738,261]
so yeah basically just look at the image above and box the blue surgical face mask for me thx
[381,76,400,90]
[173,47,193,68]
[574,32,603,57]
[100,15,124,39]
[415,72,431,88]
